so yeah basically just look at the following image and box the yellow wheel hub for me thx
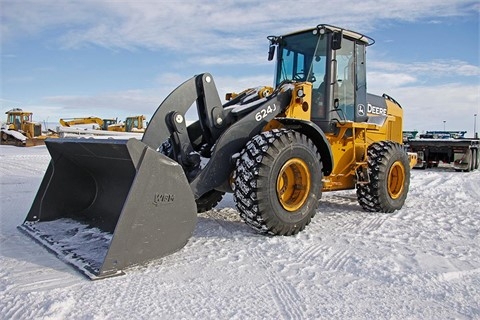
[387,160,405,199]
[276,158,311,212]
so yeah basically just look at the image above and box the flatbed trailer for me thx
[405,131,479,171]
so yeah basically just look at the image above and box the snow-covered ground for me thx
[1,145,479,319]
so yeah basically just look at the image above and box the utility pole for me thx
[475,114,478,139]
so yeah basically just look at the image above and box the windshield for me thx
[275,31,328,88]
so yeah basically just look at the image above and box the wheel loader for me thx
[19,24,411,279]
[107,115,147,132]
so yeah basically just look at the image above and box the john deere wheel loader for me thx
[20,24,410,279]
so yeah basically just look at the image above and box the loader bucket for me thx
[19,138,197,280]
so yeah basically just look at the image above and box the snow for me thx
[1,145,479,319]
[57,126,143,140]
[19,219,114,279]
[0,129,27,142]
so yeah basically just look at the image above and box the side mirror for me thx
[268,44,276,61]
[332,31,343,50]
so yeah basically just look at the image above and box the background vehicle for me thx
[20,24,411,279]
[59,117,118,130]
[107,115,147,132]
[60,116,104,128]
[405,130,479,171]
[1,108,50,146]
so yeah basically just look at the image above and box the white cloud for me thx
[367,59,480,135]
[2,0,478,136]
[383,83,479,135]
[24,71,274,123]
[39,89,163,120]
[17,70,480,138]
[368,72,418,89]
[371,60,480,78]
[2,0,477,51]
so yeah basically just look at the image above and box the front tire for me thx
[233,129,323,235]
[357,141,410,213]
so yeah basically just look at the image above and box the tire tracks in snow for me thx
[323,248,352,272]
[359,215,389,235]
[463,171,480,200]
[0,154,49,177]
[248,246,305,320]
[1,233,81,294]
[318,194,389,235]
[296,243,329,264]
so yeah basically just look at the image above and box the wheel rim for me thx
[387,160,405,200]
[276,158,311,212]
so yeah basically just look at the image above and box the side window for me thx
[295,53,305,79]
[311,54,327,119]
[277,49,307,83]
[355,43,368,122]
[335,38,355,121]
[356,44,366,93]
[277,49,292,84]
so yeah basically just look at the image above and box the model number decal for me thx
[255,103,277,121]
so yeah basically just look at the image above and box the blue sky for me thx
[1,0,479,136]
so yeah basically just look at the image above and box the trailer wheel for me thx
[475,148,479,170]
[233,129,322,235]
[470,148,477,171]
[357,141,410,213]
[463,149,473,172]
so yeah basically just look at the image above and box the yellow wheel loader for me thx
[20,24,410,279]
[107,115,147,132]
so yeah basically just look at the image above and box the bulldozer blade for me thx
[18,138,197,280]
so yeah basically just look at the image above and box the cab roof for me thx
[279,24,375,46]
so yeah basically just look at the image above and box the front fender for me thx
[275,118,333,176]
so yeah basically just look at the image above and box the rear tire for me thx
[233,129,322,235]
[357,141,410,213]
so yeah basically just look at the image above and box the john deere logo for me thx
[153,193,175,206]
[357,104,365,116]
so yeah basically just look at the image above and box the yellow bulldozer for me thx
[1,108,50,146]
[20,24,411,279]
